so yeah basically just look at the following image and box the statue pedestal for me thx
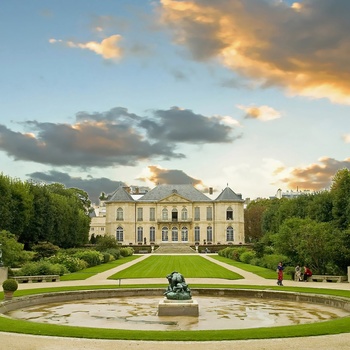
[158,298,199,316]
[0,267,8,284]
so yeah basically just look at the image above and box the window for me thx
[181,207,188,220]
[206,207,213,221]
[137,208,143,221]
[194,226,200,242]
[150,207,155,221]
[181,227,188,241]
[226,207,233,220]
[101,227,104,231]
[116,226,124,242]
[162,227,168,241]
[194,207,200,221]
[226,226,234,241]
[137,227,143,242]
[116,207,123,220]
[171,227,178,241]
[162,208,168,220]
[172,208,178,221]
[207,226,213,242]
[150,226,155,242]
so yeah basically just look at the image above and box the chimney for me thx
[209,187,213,195]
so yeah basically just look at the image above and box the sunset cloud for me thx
[49,34,123,60]
[138,165,204,187]
[237,105,281,121]
[276,157,350,191]
[0,106,240,168]
[160,0,350,104]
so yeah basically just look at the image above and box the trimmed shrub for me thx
[120,247,134,257]
[73,250,103,267]
[32,242,60,260]
[104,248,121,260]
[2,278,18,292]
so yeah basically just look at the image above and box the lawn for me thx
[108,255,243,280]
[60,255,140,281]
[211,255,278,279]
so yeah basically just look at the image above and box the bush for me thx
[104,248,121,260]
[259,254,289,270]
[102,252,114,263]
[2,278,18,292]
[240,250,256,264]
[47,253,88,272]
[73,250,103,267]
[120,247,134,257]
[16,260,68,276]
[32,242,60,260]
[95,236,118,251]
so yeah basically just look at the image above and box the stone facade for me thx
[95,184,245,246]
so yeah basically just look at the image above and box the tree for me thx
[0,230,34,267]
[330,168,350,229]
[244,200,268,242]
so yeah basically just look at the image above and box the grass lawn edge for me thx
[1,284,350,341]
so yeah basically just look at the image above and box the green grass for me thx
[107,255,243,280]
[60,255,140,281]
[0,284,349,341]
[211,255,278,279]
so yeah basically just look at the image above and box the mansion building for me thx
[89,184,245,246]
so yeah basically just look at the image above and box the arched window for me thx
[226,226,234,241]
[162,227,168,241]
[181,227,188,241]
[226,207,233,220]
[172,227,178,241]
[116,226,124,242]
[137,227,143,242]
[181,207,188,220]
[150,226,155,242]
[116,207,123,220]
[162,208,168,220]
[194,226,200,242]
[207,226,213,242]
[172,208,178,221]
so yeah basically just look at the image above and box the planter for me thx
[4,290,14,300]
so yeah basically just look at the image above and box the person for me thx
[294,264,301,281]
[303,266,312,282]
[277,262,284,286]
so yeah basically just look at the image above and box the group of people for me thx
[276,262,312,286]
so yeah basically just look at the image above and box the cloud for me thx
[27,170,125,204]
[342,134,350,143]
[140,106,240,143]
[160,0,350,104]
[237,105,281,121]
[137,165,204,187]
[276,157,350,191]
[0,106,240,168]
[49,34,123,60]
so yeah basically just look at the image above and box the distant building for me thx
[274,188,313,199]
[90,184,245,245]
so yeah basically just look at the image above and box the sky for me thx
[1,0,350,204]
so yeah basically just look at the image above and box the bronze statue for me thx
[164,271,192,300]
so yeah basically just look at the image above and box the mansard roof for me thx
[107,186,135,202]
[215,186,244,202]
[138,184,212,202]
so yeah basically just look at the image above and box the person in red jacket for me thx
[303,266,312,281]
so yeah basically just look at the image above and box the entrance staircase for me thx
[154,243,197,254]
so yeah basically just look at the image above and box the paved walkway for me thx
[2,254,350,349]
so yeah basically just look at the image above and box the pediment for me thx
[159,193,190,203]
